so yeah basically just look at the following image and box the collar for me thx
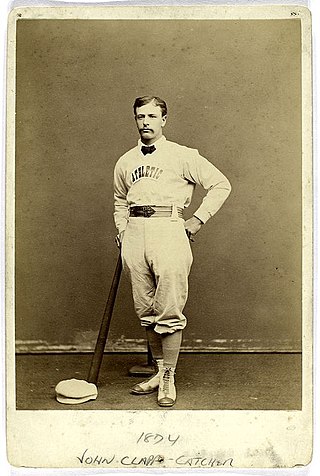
[138,135,166,151]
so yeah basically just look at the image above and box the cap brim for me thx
[56,393,98,405]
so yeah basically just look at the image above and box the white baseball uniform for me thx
[114,135,231,334]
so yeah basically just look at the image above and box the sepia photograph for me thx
[5,3,313,470]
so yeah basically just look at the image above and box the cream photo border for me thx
[5,4,313,469]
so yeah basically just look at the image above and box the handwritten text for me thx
[77,449,234,468]
[137,431,180,446]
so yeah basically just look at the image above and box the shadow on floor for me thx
[15,352,302,410]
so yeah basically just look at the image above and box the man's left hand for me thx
[184,216,203,242]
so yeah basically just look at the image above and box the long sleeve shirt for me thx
[114,136,231,233]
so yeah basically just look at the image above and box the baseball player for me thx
[114,95,231,407]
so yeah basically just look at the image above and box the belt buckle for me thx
[142,205,155,218]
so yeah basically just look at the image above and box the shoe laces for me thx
[163,368,174,394]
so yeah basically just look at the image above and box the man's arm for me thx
[183,150,231,238]
[114,162,129,245]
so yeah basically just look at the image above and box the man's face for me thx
[135,102,167,145]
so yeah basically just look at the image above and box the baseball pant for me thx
[121,216,193,334]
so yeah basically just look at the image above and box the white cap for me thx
[55,378,98,404]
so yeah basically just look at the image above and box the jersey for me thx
[114,136,231,233]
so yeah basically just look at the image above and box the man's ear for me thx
[162,115,167,127]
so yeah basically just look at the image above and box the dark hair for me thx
[133,96,167,117]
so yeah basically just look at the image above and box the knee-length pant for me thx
[121,217,193,334]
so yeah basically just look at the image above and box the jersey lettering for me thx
[131,165,164,184]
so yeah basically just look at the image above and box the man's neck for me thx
[141,134,163,146]
[140,135,165,146]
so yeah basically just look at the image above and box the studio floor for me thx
[15,353,302,411]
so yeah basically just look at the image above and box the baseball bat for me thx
[87,253,122,384]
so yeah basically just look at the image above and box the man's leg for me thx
[121,219,163,394]
[131,328,183,397]
[131,325,164,395]
[146,325,163,360]
[124,218,193,403]
[121,219,156,327]
[156,330,183,406]
[145,218,193,406]
[131,327,183,397]
[162,330,182,368]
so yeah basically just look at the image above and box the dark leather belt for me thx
[129,205,184,218]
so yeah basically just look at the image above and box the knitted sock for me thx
[146,325,163,360]
[161,330,182,368]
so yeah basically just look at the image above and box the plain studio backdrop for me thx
[15,19,301,354]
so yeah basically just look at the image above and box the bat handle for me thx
[87,253,122,384]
